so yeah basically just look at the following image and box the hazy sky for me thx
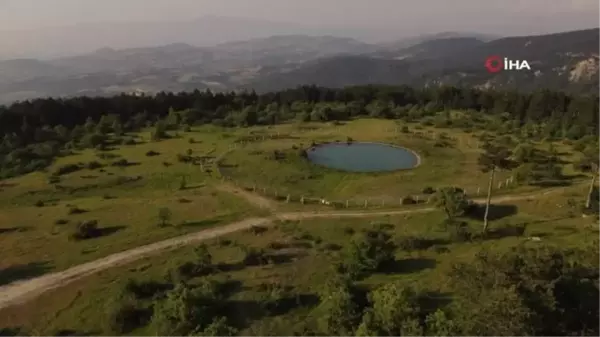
[0,0,597,59]
[1,0,598,32]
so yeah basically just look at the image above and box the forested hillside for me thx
[0,85,597,179]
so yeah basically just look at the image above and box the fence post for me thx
[346,200,349,208]
[415,195,420,203]
[477,187,481,196]
[381,199,385,207]
[498,182,503,189]
[301,196,305,204]
[286,194,291,203]
[364,200,368,208]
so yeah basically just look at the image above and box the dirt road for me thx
[0,186,568,310]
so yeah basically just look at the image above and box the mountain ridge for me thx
[0,28,597,104]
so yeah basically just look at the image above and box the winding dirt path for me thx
[0,186,572,310]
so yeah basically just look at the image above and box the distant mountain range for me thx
[0,28,597,104]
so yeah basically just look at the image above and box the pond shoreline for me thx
[307,141,421,172]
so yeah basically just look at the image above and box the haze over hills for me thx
[0,28,597,104]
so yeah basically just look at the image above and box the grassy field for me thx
[0,182,595,335]
[219,119,582,204]
[0,116,594,336]
[0,128,269,275]
[0,118,588,278]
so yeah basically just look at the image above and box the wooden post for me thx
[477,187,481,195]
[498,182,503,189]
[415,195,420,203]
[286,194,291,203]
[301,196,305,204]
[364,200,368,208]
[346,200,349,208]
[381,199,385,207]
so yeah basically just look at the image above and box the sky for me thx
[0,0,598,59]
[1,0,598,31]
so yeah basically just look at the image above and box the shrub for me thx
[145,150,160,157]
[422,186,436,194]
[34,200,45,207]
[68,206,88,215]
[176,154,192,163]
[157,207,172,227]
[96,152,120,160]
[48,176,61,184]
[54,219,69,225]
[70,220,99,240]
[54,163,82,176]
[339,229,396,279]
[105,299,150,334]
[397,236,442,251]
[448,221,473,242]
[242,248,269,266]
[401,196,417,205]
[124,279,172,300]
[87,161,103,170]
[249,225,268,236]
[111,159,132,167]
[343,227,355,235]
[122,138,136,145]
[217,238,233,247]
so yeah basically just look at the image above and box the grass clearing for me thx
[0,128,269,274]
[0,183,595,335]
[219,119,582,203]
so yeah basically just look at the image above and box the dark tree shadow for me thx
[0,182,18,188]
[215,252,303,273]
[222,299,264,330]
[181,219,221,228]
[52,329,97,336]
[215,262,248,273]
[216,279,244,297]
[527,232,552,238]
[479,225,527,240]
[0,261,53,286]
[266,252,304,265]
[0,226,31,235]
[224,293,320,330]
[467,204,518,221]
[418,291,453,313]
[265,293,320,316]
[552,225,578,234]
[529,180,573,187]
[96,225,127,237]
[0,327,23,336]
[379,258,437,274]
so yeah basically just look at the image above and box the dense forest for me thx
[0,85,597,179]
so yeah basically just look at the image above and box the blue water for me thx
[306,142,419,172]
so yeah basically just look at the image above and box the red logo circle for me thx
[485,55,503,73]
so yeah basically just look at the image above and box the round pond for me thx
[306,142,420,172]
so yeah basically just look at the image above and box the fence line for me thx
[219,174,519,210]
